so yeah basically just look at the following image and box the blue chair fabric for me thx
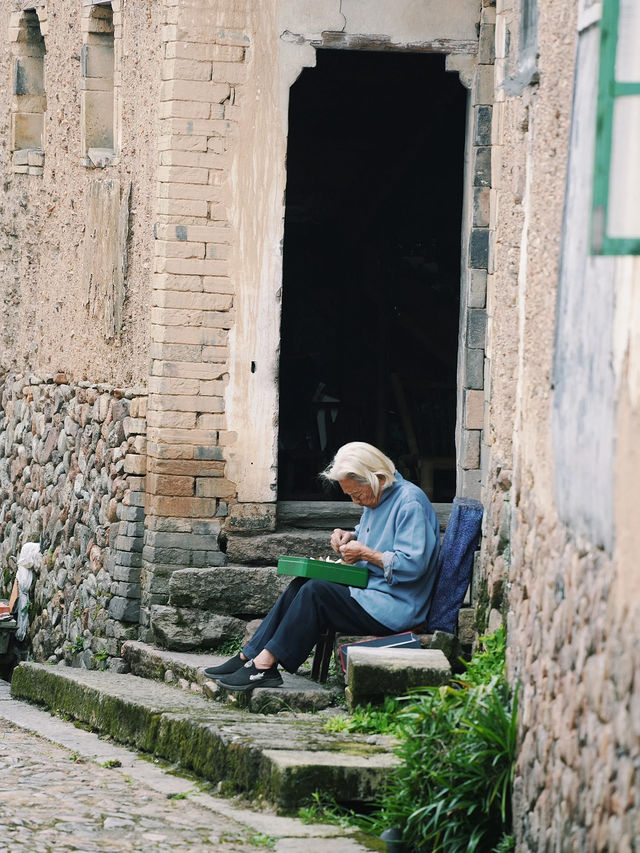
[426,496,483,634]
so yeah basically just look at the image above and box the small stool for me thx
[311,628,336,683]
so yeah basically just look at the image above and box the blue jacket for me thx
[350,472,440,632]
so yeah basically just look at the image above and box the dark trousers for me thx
[243,576,391,673]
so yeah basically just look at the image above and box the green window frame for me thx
[592,0,640,255]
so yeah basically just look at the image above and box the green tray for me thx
[277,556,368,588]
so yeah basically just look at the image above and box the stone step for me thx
[277,500,452,531]
[168,564,289,613]
[277,501,364,529]
[149,604,248,652]
[226,503,453,566]
[225,529,338,566]
[151,565,290,651]
[11,662,398,812]
[345,647,452,709]
[122,640,335,714]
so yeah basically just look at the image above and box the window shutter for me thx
[592,0,640,254]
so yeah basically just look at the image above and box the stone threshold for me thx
[277,500,452,531]
[10,661,399,813]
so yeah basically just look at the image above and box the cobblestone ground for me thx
[0,718,261,853]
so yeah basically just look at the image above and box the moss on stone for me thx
[474,576,490,635]
[11,662,397,813]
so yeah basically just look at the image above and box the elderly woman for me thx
[208,442,440,691]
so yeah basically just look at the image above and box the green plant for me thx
[247,832,276,848]
[372,626,518,853]
[462,624,508,687]
[93,649,109,662]
[102,759,122,768]
[493,834,516,852]
[298,791,360,829]
[325,696,403,736]
[217,635,244,656]
[72,636,84,653]
[167,790,193,800]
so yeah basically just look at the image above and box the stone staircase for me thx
[8,499,473,813]
[148,502,366,652]
[148,500,458,652]
[10,660,400,812]
[10,636,452,812]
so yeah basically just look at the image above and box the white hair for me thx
[321,442,396,497]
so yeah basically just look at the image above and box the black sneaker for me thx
[217,660,283,692]
[203,652,246,680]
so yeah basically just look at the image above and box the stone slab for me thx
[262,748,399,810]
[276,501,452,531]
[0,680,373,848]
[123,641,334,714]
[225,530,332,565]
[168,565,289,614]
[10,662,396,811]
[150,605,246,651]
[346,647,451,708]
[225,504,452,566]
[276,502,363,530]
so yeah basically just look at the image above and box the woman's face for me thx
[339,477,382,509]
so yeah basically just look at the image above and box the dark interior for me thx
[278,49,467,501]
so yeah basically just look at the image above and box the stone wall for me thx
[507,493,639,849]
[0,372,147,671]
[483,0,640,847]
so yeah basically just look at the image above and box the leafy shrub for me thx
[375,626,518,852]
[325,696,403,735]
[217,635,244,656]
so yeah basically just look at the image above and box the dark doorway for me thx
[278,50,466,501]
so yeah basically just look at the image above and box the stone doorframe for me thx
[224,0,494,509]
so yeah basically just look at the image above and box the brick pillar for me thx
[141,1,249,639]
[450,3,494,502]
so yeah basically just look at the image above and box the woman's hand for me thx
[330,528,356,553]
[339,540,384,568]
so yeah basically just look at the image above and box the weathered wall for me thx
[143,0,485,616]
[484,0,640,847]
[225,0,484,506]
[1,0,489,652]
[0,0,160,386]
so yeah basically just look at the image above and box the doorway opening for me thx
[278,49,467,502]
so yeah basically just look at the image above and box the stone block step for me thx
[277,501,364,529]
[168,565,289,614]
[225,529,334,566]
[11,662,398,812]
[277,500,452,531]
[149,604,247,651]
[345,647,451,709]
[123,641,335,714]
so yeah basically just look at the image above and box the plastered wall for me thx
[0,0,160,387]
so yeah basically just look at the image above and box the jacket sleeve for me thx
[380,501,438,585]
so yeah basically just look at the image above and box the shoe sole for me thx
[217,677,283,692]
